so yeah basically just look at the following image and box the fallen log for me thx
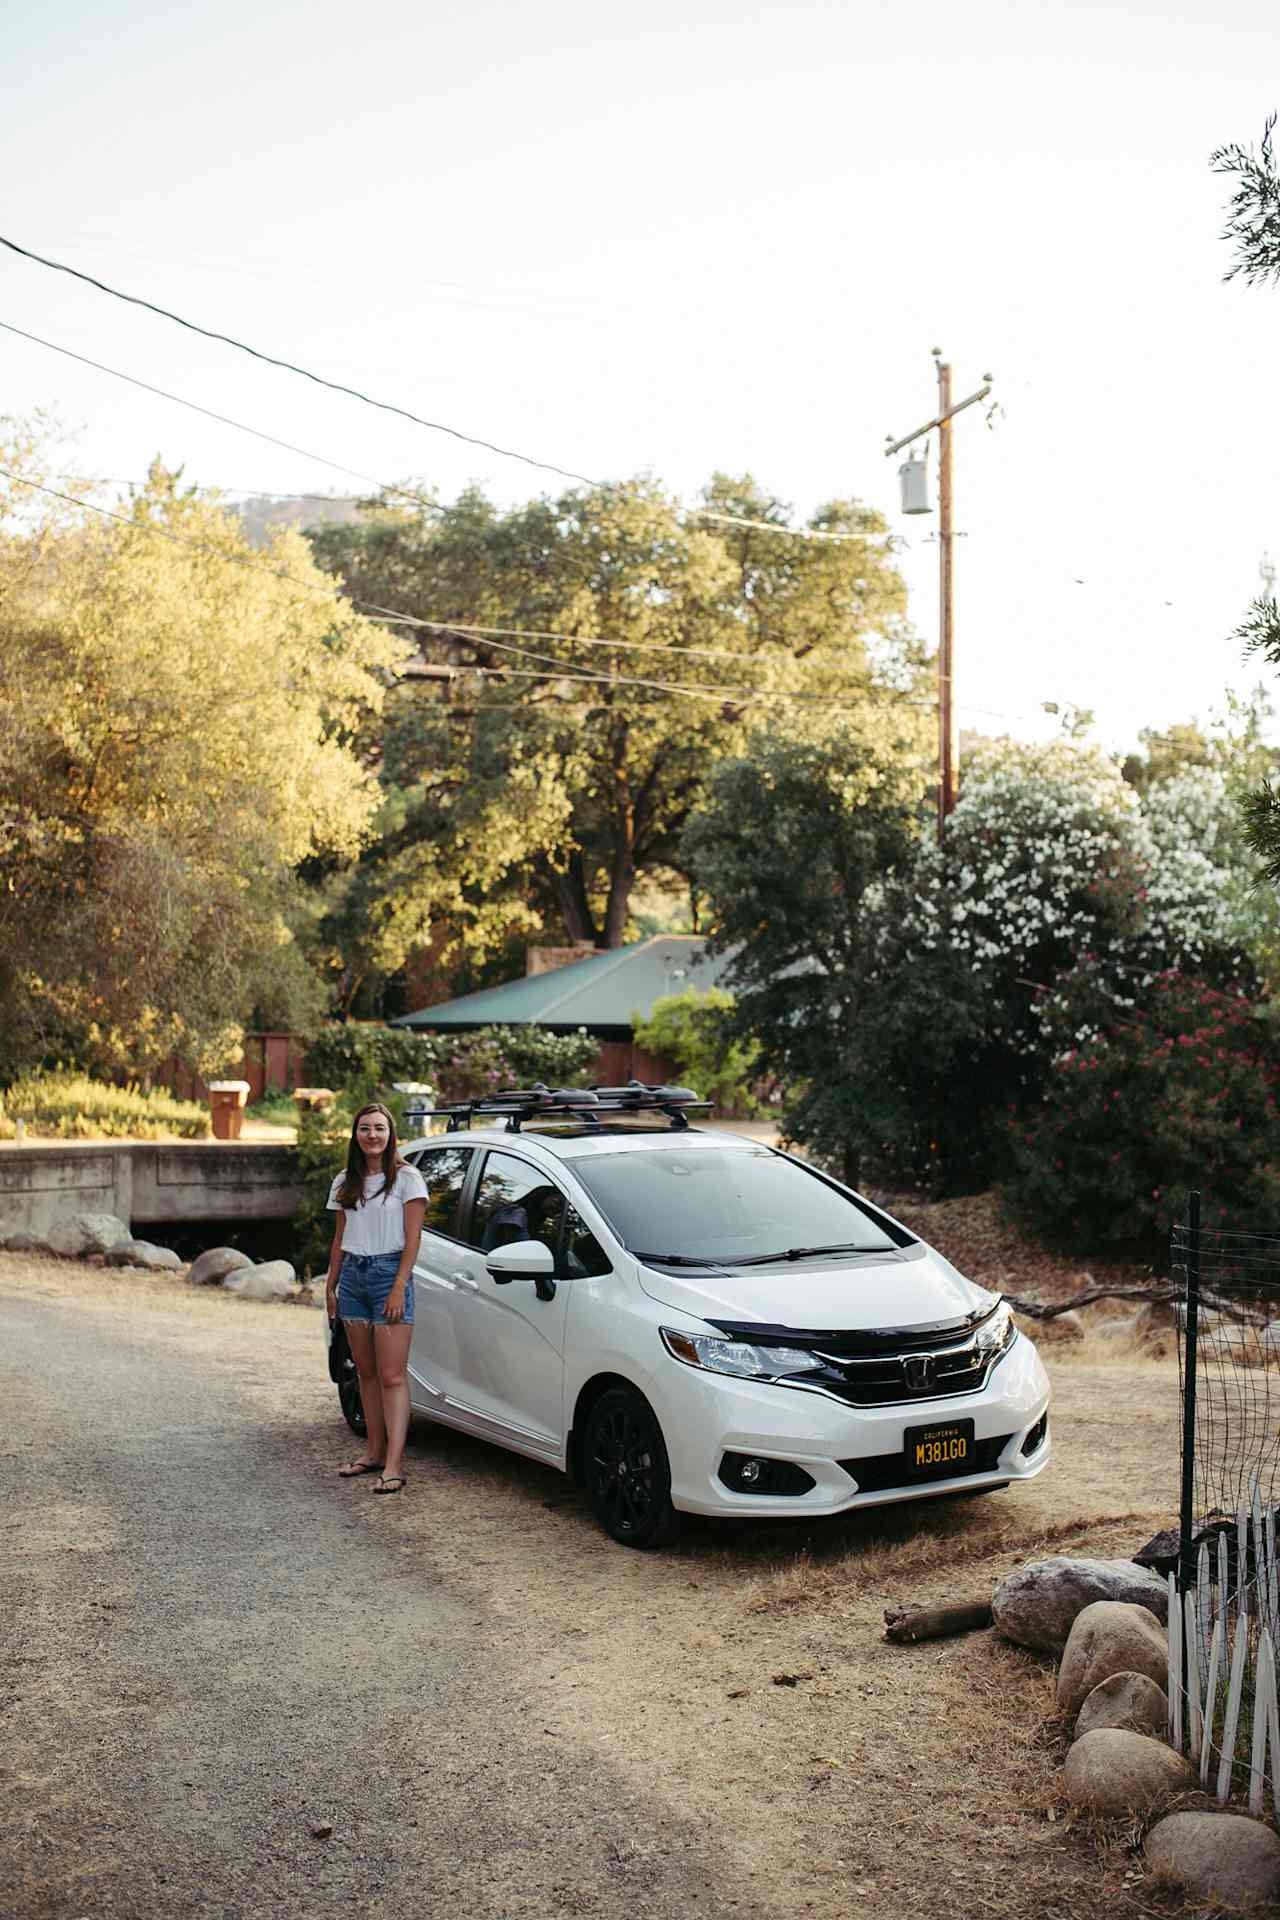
[883,1600,993,1643]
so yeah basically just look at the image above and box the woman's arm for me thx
[324,1211,345,1315]
[394,1197,425,1290]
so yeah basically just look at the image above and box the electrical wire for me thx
[0,467,909,709]
[2,259,884,545]
[0,317,448,518]
[0,231,600,488]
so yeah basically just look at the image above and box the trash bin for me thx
[208,1079,251,1141]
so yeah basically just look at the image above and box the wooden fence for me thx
[1169,1491,1280,1818]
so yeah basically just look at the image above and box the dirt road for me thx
[1,1255,1178,1920]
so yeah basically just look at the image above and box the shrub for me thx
[0,1071,210,1139]
[631,989,765,1114]
[302,1024,597,1102]
[1003,970,1280,1256]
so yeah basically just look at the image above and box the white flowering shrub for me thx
[866,743,1267,1187]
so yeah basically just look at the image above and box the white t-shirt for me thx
[327,1163,428,1258]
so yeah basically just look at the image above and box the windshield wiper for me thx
[632,1251,729,1268]
[732,1242,889,1266]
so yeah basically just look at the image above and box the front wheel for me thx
[584,1387,678,1549]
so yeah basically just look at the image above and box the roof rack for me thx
[403,1080,712,1135]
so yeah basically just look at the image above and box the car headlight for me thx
[660,1327,825,1381]
[974,1302,1015,1355]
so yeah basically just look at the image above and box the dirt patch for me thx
[0,1243,1181,1919]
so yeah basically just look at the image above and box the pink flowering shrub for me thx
[1003,970,1280,1254]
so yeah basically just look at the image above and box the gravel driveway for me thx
[1,1266,758,1920]
[2,1253,1178,1920]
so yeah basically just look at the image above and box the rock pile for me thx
[992,1554,1280,1911]
[0,1213,306,1301]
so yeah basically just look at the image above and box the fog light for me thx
[718,1452,817,1496]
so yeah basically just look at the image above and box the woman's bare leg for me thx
[343,1323,386,1466]
[374,1323,413,1480]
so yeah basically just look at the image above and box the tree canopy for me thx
[308,473,929,1004]
[1212,114,1280,879]
[0,448,403,1077]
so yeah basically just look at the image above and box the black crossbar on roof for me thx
[403,1080,711,1134]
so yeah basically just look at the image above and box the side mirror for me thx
[486,1237,557,1301]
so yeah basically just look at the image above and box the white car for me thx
[324,1085,1051,1548]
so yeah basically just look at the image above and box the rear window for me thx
[570,1146,905,1264]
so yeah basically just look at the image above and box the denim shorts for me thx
[337,1251,415,1326]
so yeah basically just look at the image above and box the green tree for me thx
[0,455,404,1080]
[308,474,927,1001]
[1211,117,1280,876]
[682,728,930,1182]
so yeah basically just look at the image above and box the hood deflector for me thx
[703,1302,999,1357]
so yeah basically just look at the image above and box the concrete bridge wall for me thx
[0,1143,304,1239]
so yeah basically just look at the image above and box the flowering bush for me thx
[1003,970,1280,1255]
[867,744,1264,1188]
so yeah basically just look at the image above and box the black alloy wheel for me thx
[584,1386,678,1549]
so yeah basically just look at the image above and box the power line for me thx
[2,256,885,547]
[0,317,448,518]
[0,230,601,488]
[0,467,905,709]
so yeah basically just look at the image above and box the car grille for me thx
[809,1335,996,1407]
[839,1433,1013,1493]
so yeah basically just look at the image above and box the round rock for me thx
[223,1260,298,1301]
[105,1239,184,1271]
[1146,1811,1280,1909]
[47,1212,132,1258]
[992,1555,1169,1655]
[188,1246,254,1287]
[1076,1670,1169,1740]
[1,1231,52,1255]
[1063,1729,1193,1815]
[1058,1600,1169,1717]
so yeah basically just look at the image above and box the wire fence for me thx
[1171,1194,1280,1806]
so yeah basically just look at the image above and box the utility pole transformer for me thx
[885,354,992,843]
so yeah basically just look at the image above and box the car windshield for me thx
[570,1146,906,1264]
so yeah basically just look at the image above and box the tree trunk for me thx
[548,853,598,945]
[602,724,635,949]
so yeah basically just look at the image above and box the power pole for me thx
[886,353,992,843]
[936,355,956,829]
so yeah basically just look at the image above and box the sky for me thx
[2,0,1277,755]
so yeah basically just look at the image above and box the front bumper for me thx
[658,1330,1050,1519]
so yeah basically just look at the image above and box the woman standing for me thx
[324,1102,427,1495]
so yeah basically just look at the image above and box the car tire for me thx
[584,1386,679,1549]
[336,1340,366,1437]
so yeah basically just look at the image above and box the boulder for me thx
[46,1213,131,1258]
[1030,1310,1085,1344]
[1075,1670,1169,1740]
[992,1555,1169,1655]
[105,1239,183,1272]
[1058,1602,1169,1718]
[1,1231,52,1255]
[187,1246,253,1288]
[1062,1729,1193,1815]
[223,1260,299,1302]
[1146,1811,1280,1910]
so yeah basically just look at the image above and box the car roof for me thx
[403,1125,773,1163]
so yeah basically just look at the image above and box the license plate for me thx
[904,1419,975,1478]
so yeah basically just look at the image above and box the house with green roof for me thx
[393,935,737,1083]
[393,935,734,1040]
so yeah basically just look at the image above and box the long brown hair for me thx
[336,1102,402,1210]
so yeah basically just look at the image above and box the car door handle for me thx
[450,1270,479,1291]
